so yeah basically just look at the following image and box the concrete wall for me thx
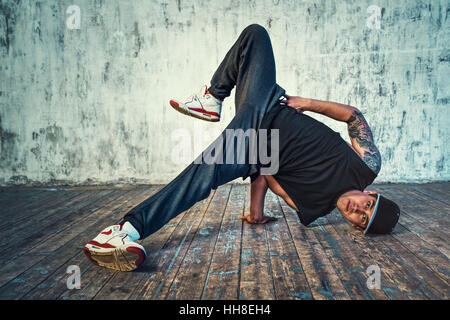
[0,0,449,186]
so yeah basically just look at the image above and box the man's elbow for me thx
[374,149,382,175]
[345,107,362,123]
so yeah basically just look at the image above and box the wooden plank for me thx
[0,188,141,298]
[93,190,216,300]
[279,200,351,300]
[0,188,82,217]
[0,189,50,213]
[43,187,162,301]
[130,199,213,300]
[392,183,450,214]
[239,184,276,300]
[0,187,150,288]
[0,189,91,232]
[422,181,450,194]
[375,185,449,252]
[12,187,160,300]
[376,184,450,232]
[161,185,231,300]
[0,190,115,263]
[389,224,450,285]
[18,187,152,300]
[122,190,215,300]
[0,190,95,264]
[371,185,450,272]
[201,184,245,300]
[409,183,450,205]
[0,189,100,230]
[56,187,192,301]
[28,190,145,254]
[263,191,312,300]
[0,189,83,224]
[374,185,449,249]
[312,221,389,300]
[325,210,434,299]
[0,182,446,300]
[369,227,449,299]
[386,208,448,259]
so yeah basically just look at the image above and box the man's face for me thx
[336,190,378,231]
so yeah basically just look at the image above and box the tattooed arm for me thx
[346,109,381,174]
[284,95,382,174]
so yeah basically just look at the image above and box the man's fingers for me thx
[263,216,277,223]
[240,216,250,221]
[240,215,255,224]
[256,216,277,224]
[240,215,277,224]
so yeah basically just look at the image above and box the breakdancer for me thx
[83,24,400,271]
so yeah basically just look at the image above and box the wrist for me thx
[250,209,263,220]
[303,98,314,111]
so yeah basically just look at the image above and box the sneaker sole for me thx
[169,100,220,122]
[83,245,146,272]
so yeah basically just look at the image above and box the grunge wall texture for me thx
[0,0,449,186]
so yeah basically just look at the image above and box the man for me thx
[83,24,400,272]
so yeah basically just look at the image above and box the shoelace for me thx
[187,86,209,103]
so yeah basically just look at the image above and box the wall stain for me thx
[0,0,19,54]
[161,2,174,29]
[0,115,19,169]
[132,22,141,58]
[103,62,110,82]
[33,1,42,42]
[44,124,65,146]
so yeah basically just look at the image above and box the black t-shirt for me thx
[266,105,377,226]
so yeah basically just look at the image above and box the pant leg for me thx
[209,24,283,119]
[121,24,285,240]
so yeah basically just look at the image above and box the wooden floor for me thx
[0,182,448,300]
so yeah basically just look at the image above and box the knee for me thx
[242,24,269,38]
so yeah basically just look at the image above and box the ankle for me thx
[206,89,223,101]
[120,221,141,241]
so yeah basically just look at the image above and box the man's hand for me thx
[240,215,277,224]
[281,94,309,113]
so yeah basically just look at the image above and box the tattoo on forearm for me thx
[347,110,382,174]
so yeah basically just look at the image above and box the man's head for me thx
[336,190,400,234]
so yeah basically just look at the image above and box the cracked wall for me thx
[0,0,449,185]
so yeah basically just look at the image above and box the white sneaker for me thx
[83,224,146,272]
[169,85,222,122]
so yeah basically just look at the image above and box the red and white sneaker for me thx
[83,224,146,272]
[169,85,222,122]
